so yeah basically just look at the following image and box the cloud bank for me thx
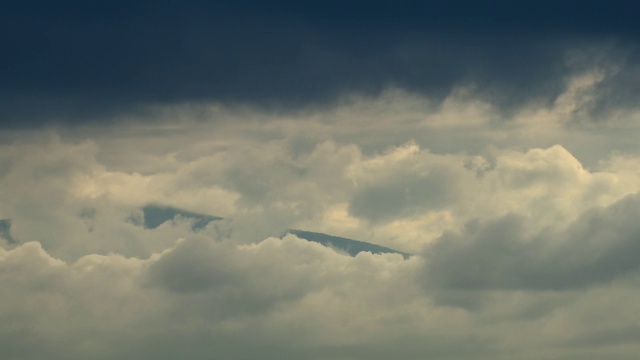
[3,78,640,359]
[3,3,640,359]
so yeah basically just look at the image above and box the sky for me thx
[2,1,640,359]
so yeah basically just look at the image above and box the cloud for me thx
[3,92,640,255]
[3,2,640,126]
[4,83,640,358]
[2,230,640,360]
[347,143,464,222]
[0,235,428,360]
[423,193,640,291]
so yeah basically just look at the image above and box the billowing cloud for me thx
[4,14,640,357]
[0,235,426,360]
[423,193,640,291]
[2,231,640,360]
[347,143,463,222]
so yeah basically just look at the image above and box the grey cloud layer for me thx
[3,85,640,359]
[0,237,425,360]
[424,194,640,291]
[2,232,640,359]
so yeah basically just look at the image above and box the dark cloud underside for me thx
[3,1,640,126]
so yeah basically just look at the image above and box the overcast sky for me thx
[3,2,640,359]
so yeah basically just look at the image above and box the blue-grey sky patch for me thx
[136,204,222,231]
[0,219,15,244]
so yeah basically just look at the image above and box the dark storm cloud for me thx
[423,193,640,292]
[3,1,640,126]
